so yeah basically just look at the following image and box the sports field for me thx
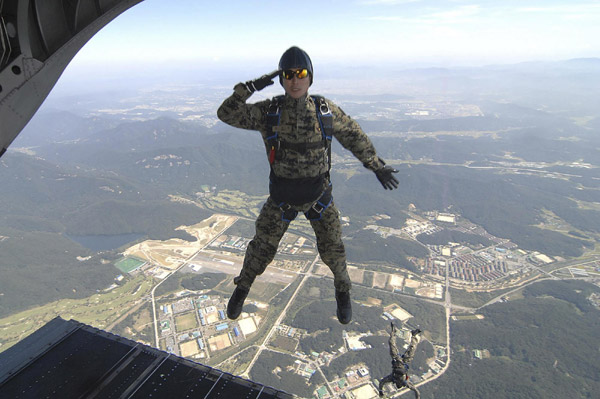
[180,340,200,358]
[208,333,231,352]
[175,313,198,331]
[115,257,146,273]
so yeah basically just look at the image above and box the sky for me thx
[71,0,600,71]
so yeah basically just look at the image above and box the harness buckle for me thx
[317,98,331,115]
[278,202,298,222]
[268,100,281,115]
[311,201,325,214]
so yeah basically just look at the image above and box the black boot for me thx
[411,328,422,336]
[335,290,352,324]
[227,286,249,320]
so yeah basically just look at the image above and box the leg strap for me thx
[278,202,298,222]
[304,184,333,221]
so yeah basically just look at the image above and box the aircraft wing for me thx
[0,317,294,398]
[0,0,144,158]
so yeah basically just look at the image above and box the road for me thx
[400,256,600,396]
[151,220,236,347]
[413,255,452,391]
[476,258,599,309]
[239,252,321,379]
[387,252,453,398]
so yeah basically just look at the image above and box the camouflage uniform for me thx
[379,330,421,398]
[217,83,385,293]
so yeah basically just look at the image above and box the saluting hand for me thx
[375,165,399,190]
[246,70,280,93]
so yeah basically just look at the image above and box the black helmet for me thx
[278,46,313,85]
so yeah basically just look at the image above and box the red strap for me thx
[269,147,276,164]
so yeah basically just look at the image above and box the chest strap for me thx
[266,95,333,165]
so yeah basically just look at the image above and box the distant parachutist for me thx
[379,322,422,398]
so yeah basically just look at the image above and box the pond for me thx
[68,233,145,252]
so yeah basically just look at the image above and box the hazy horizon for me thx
[73,0,600,65]
[42,55,600,106]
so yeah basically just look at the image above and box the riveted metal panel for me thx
[33,0,71,54]
[66,0,100,33]
[0,318,295,399]
[98,0,121,13]
[0,0,144,156]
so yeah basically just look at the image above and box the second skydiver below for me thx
[217,46,399,325]
[379,322,422,398]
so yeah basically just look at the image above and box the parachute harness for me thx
[266,95,334,221]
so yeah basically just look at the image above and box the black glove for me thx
[246,70,280,93]
[375,165,399,190]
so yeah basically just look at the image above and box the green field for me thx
[175,312,198,331]
[115,257,146,273]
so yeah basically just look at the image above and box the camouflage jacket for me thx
[217,83,385,180]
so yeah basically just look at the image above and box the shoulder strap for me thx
[311,95,333,140]
[312,95,333,173]
[265,95,335,172]
[266,95,284,140]
[266,96,284,164]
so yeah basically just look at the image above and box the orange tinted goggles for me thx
[282,68,309,80]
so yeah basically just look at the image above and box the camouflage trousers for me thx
[234,196,351,292]
[390,332,421,364]
[379,331,421,398]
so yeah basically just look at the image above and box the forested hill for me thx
[0,152,211,318]
[421,280,600,399]
[2,59,599,319]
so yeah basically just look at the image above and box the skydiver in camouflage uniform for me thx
[379,323,422,398]
[217,46,399,324]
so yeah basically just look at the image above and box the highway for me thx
[151,219,237,347]
[240,253,321,379]
[402,254,452,397]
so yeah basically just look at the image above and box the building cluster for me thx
[157,293,447,399]
[400,219,442,239]
[217,235,251,251]
[158,294,260,360]
[343,331,373,351]
[335,367,371,396]
[425,256,509,282]
[210,233,316,257]
[589,292,600,310]
[314,365,375,399]
[267,316,436,399]
[292,359,317,379]
[472,348,491,360]
[410,210,544,284]
[313,327,448,399]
